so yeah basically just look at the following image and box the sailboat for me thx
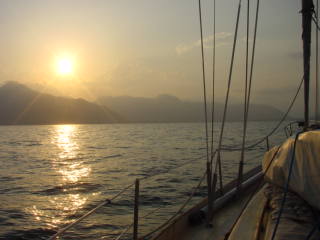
[48,0,320,239]
[143,0,320,239]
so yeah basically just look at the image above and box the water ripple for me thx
[0,122,288,239]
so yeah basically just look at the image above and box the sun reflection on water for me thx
[27,193,89,228]
[55,125,79,160]
[29,125,93,227]
[51,125,91,183]
[58,162,91,183]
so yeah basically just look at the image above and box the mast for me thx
[316,0,319,123]
[301,0,314,129]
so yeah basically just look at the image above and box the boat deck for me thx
[182,189,264,240]
[149,167,263,240]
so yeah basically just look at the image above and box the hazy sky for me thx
[0,0,318,115]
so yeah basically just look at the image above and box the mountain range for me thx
[0,82,289,125]
[0,82,121,125]
[98,95,288,123]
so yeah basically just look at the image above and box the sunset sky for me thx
[0,0,317,114]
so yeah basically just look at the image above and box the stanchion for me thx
[133,179,140,240]
[206,162,213,226]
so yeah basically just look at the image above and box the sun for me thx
[56,58,74,76]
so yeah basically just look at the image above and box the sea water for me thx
[0,122,290,239]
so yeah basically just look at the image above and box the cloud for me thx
[176,32,232,55]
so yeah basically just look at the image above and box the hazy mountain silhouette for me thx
[0,82,289,125]
[99,95,288,123]
[0,82,122,125]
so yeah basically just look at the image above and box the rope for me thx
[48,182,135,240]
[142,170,207,239]
[271,132,301,240]
[198,0,210,165]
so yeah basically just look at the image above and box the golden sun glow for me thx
[56,58,74,76]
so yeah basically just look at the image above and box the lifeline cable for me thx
[142,170,207,239]
[48,182,135,240]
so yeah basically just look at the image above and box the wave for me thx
[35,182,102,196]
[0,228,60,240]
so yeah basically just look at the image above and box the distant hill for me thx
[0,82,289,125]
[0,82,122,125]
[99,95,288,123]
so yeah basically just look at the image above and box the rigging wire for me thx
[238,0,251,187]
[48,2,308,239]
[312,15,320,31]
[210,0,216,160]
[208,0,244,225]
[198,0,210,165]
[238,0,261,186]
[245,0,250,119]
[207,0,217,225]
[245,0,250,112]
[246,0,260,141]
[222,76,304,151]
[213,0,243,192]
[48,83,303,240]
